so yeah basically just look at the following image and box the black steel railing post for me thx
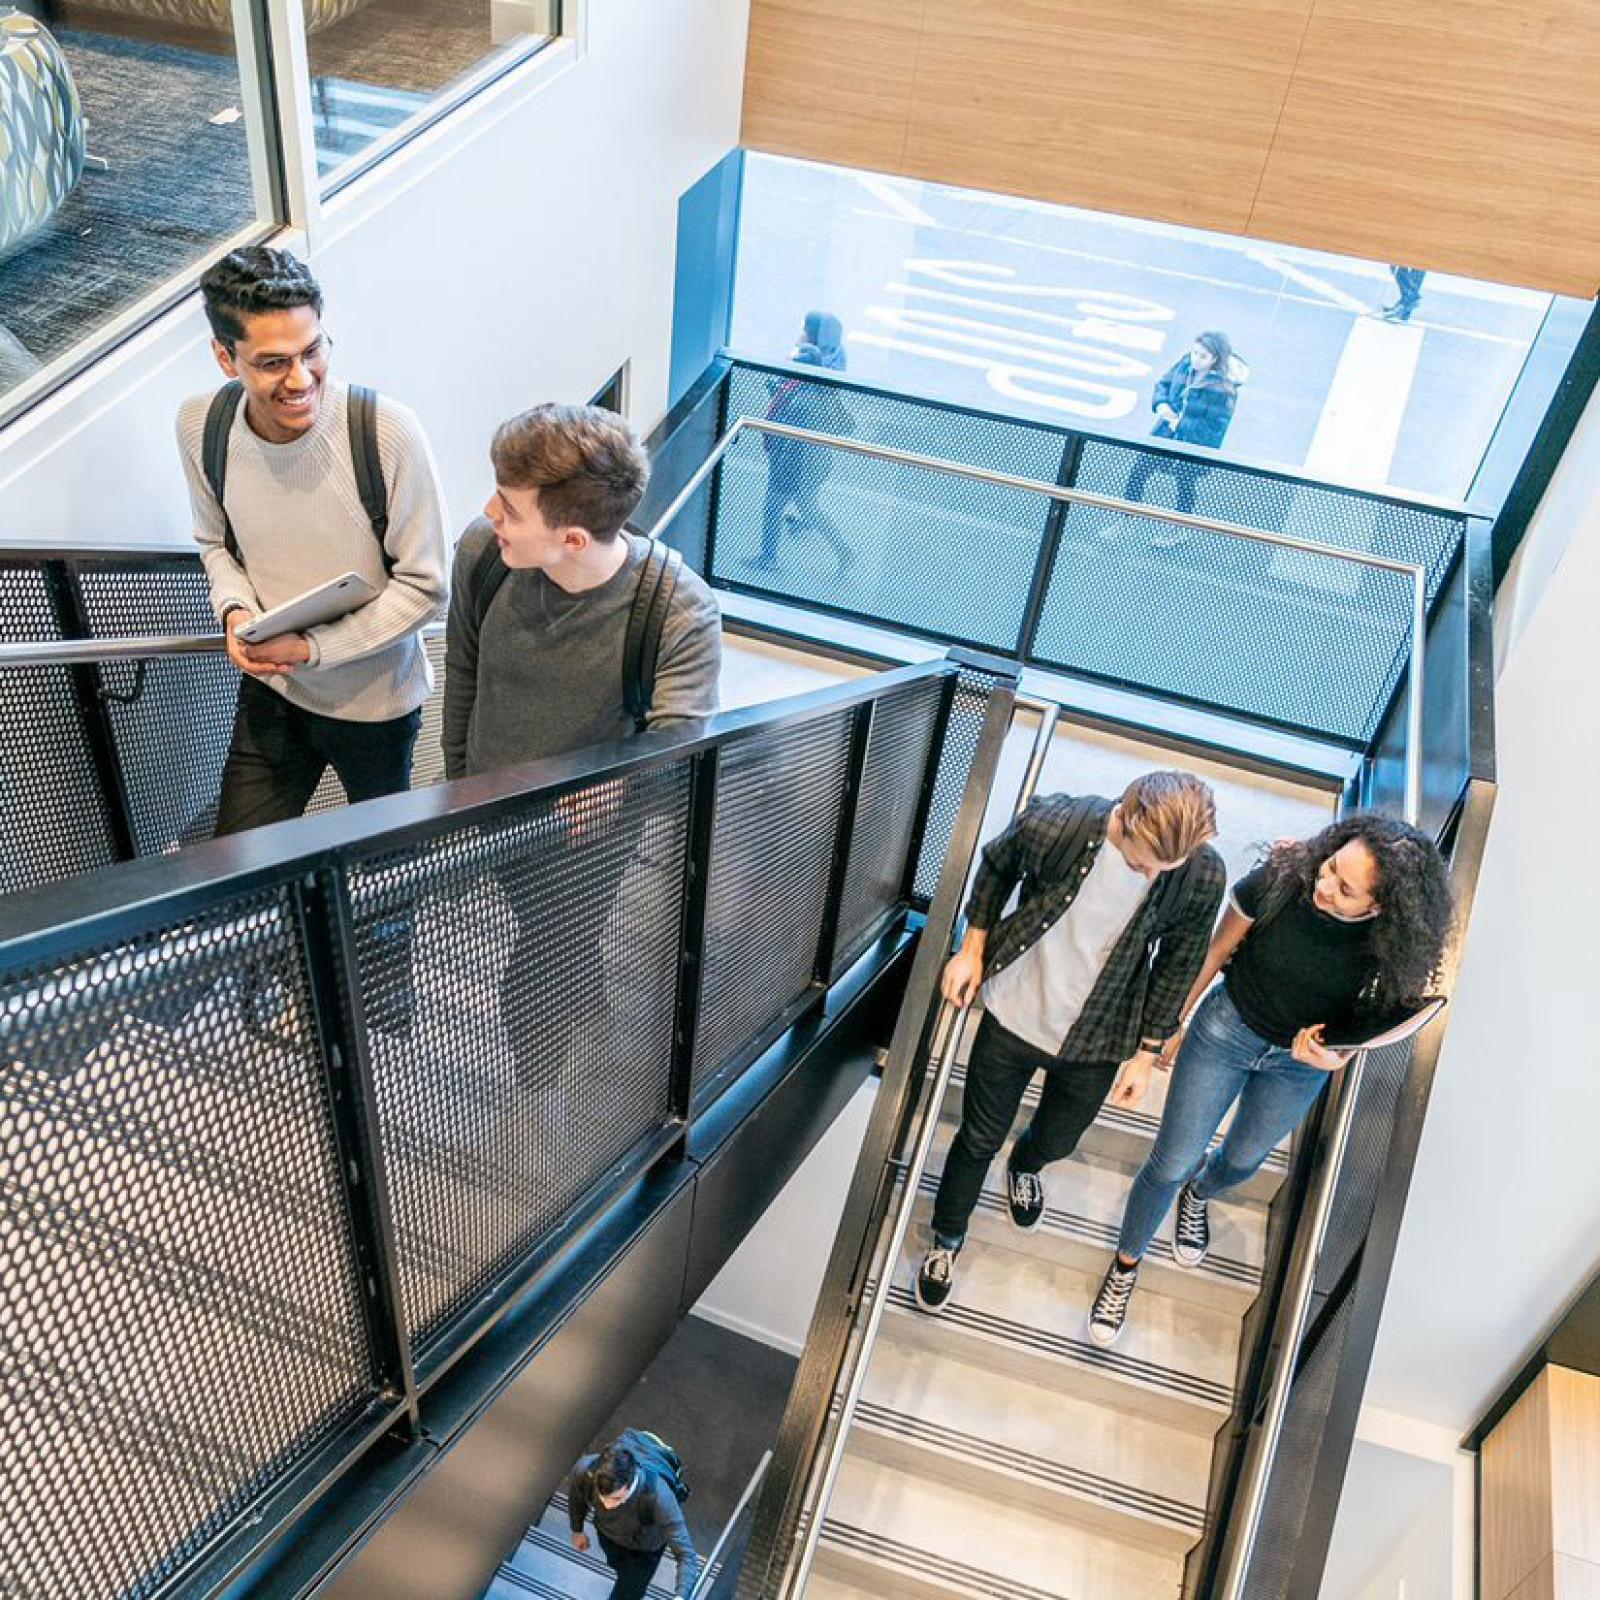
[41,561,140,862]
[898,670,959,905]
[813,700,875,984]
[702,371,733,580]
[670,747,721,1124]
[1014,433,1083,663]
[293,866,420,1435]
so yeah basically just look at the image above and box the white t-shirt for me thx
[982,840,1151,1056]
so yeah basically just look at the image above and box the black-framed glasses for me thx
[236,332,335,378]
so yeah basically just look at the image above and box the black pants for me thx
[215,677,422,1035]
[930,1013,1118,1243]
[759,449,847,566]
[214,675,421,836]
[597,1531,665,1600]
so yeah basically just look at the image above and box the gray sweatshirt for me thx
[566,1459,701,1593]
[442,519,722,780]
[177,380,449,723]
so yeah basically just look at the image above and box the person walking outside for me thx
[1121,329,1245,548]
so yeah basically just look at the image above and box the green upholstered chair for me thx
[0,9,84,260]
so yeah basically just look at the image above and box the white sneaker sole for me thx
[913,1277,955,1314]
[1086,1314,1125,1348]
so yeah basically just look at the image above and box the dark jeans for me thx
[215,677,422,1035]
[759,448,847,566]
[1390,266,1426,311]
[1124,449,1208,518]
[597,1531,665,1600]
[214,675,421,835]
[930,1013,1118,1244]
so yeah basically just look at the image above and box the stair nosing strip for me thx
[885,1284,1233,1409]
[852,1399,1205,1531]
[915,1171,1261,1289]
[821,1517,1087,1600]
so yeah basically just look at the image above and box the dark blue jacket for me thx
[1150,357,1237,449]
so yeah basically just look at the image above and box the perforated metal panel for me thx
[0,888,377,1599]
[830,677,944,978]
[0,563,119,894]
[73,560,239,853]
[694,711,855,1105]
[1035,443,1433,741]
[913,666,1005,903]
[343,763,691,1356]
[713,366,1062,648]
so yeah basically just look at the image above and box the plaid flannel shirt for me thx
[965,793,1226,1062]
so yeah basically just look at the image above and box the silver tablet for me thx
[236,572,381,643]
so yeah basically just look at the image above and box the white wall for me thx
[0,0,751,546]
[1358,377,1600,1438]
[694,1077,879,1355]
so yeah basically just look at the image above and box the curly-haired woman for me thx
[1088,813,1453,1346]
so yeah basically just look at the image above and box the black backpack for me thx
[603,1428,692,1519]
[202,380,392,570]
[468,532,684,734]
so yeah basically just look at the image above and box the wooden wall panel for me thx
[1484,1370,1556,1600]
[902,0,1313,235]
[740,0,928,175]
[740,0,1600,294]
[1249,0,1600,296]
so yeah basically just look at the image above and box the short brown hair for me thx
[1119,771,1217,864]
[490,403,649,539]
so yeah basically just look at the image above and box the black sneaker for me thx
[914,1241,960,1313]
[1088,1257,1139,1347]
[1173,1181,1210,1267]
[1006,1159,1046,1231]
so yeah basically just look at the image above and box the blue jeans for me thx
[1116,985,1330,1261]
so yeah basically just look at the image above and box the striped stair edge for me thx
[819,1518,1069,1600]
[946,1063,1290,1175]
[885,1283,1232,1412]
[915,1170,1260,1292]
[852,1398,1204,1536]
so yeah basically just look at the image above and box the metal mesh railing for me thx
[344,762,692,1356]
[706,360,1467,746]
[0,653,977,1594]
[0,888,379,1600]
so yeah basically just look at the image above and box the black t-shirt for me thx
[1222,865,1377,1047]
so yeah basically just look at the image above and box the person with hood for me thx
[755,310,853,572]
[1122,329,1245,548]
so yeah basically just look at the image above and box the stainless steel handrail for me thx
[689,1450,772,1600]
[644,415,1428,826]
[0,621,446,669]
[782,698,1060,1599]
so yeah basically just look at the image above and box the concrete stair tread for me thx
[495,1500,680,1599]
[885,1235,1238,1430]
[852,1335,1208,1548]
[818,1452,1184,1600]
[919,1123,1264,1307]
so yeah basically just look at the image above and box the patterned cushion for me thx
[73,0,376,32]
[0,9,85,260]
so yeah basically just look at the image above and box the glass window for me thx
[307,0,558,189]
[0,0,278,421]
[729,153,1587,508]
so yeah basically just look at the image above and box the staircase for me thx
[807,1012,1285,1600]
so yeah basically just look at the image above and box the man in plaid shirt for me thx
[916,770,1226,1313]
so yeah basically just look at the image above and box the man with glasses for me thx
[176,246,448,835]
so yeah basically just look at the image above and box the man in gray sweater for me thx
[178,247,448,835]
[567,1437,701,1600]
[443,403,721,1090]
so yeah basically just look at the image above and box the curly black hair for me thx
[199,246,323,349]
[1256,811,1453,1012]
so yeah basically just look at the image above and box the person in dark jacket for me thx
[1122,329,1244,548]
[754,310,852,572]
[568,1440,702,1600]
[914,771,1227,1314]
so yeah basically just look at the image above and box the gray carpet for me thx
[0,1,504,398]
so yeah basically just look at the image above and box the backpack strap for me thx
[346,384,394,571]
[623,537,683,733]
[202,381,246,566]
[1038,795,1105,886]
[469,536,512,631]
